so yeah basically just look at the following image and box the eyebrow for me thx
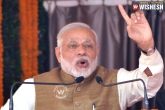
[85,38,94,43]
[68,39,76,42]
[66,39,77,45]
[66,38,94,44]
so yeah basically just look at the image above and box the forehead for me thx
[61,27,96,43]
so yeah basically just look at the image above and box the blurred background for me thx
[0,0,164,110]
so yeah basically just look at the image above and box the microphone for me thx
[9,76,84,110]
[96,76,149,110]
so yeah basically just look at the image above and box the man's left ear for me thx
[55,47,61,63]
[96,46,100,55]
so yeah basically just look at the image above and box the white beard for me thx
[60,55,97,78]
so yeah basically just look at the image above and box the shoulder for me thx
[96,65,118,74]
[96,66,119,83]
[33,67,62,82]
[24,78,34,82]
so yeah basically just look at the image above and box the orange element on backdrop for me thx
[0,0,3,106]
[19,0,39,81]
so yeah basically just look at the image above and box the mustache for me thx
[74,56,90,64]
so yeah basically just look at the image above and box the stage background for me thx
[1,0,165,110]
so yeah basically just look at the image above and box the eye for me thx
[69,44,77,49]
[84,44,92,48]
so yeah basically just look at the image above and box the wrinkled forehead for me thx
[62,27,97,44]
[66,38,94,44]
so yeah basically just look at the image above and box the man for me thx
[1,4,164,110]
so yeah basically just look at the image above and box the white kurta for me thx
[1,49,164,110]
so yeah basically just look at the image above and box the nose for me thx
[77,44,86,56]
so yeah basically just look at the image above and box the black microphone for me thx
[96,76,149,110]
[9,76,84,110]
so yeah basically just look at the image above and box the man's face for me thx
[55,27,99,78]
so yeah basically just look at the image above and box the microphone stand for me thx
[9,76,84,110]
[96,76,149,110]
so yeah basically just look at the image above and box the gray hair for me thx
[57,22,98,47]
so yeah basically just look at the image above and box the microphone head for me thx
[96,76,103,84]
[75,76,84,83]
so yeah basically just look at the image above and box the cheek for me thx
[62,51,75,62]
[87,52,97,60]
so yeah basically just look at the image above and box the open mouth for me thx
[76,59,89,68]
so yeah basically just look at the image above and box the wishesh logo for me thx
[54,85,68,99]
[133,3,139,10]
[132,1,164,10]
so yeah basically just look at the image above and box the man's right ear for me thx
[55,47,61,63]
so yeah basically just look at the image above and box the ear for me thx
[96,46,100,55]
[55,47,61,63]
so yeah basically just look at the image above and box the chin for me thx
[71,67,93,78]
